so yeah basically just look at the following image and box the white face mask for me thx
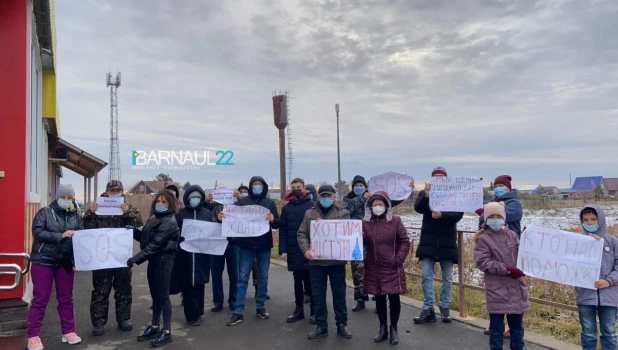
[372,205,386,216]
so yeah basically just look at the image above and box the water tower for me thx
[272,93,288,199]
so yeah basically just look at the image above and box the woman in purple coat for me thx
[362,192,410,345]
[473,202,530,350]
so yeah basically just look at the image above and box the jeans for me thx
[421,258,453,310]
[147,253,174,330]
[578,304,617,350]
[90,267,132,326]
[310,264,347,328]
[211,244,238,308]
[293,270,312,310]
[27,264,75,337]
[489,313,524,349]
[234,248,271,316]
[375,294,401,328]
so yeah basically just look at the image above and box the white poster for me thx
[310,219,363,261]
[368,172,414,201]
[180,219,228,255]
[429,176,483,212]
[212,189,235,205]
[517,226,604,289]
[221,205,271,237]
[72,228,133,271]
[95,196,123,216]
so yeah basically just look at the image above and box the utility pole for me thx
[336,104,342,202]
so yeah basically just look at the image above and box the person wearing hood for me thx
[362,192,410,345]
[279,178,316,324]
[127,190,180,347]
[27,184,84,350]
[478,175,523,237]
[219,176,280,326]
[171,185,213,326]
[473,202,529,350]
[306,184,318,202]
[575,205,618,350]
[84,180,143,336]
[165,181,183,210]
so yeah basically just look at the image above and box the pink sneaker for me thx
[61,332,82,345]
[27,336,44,350]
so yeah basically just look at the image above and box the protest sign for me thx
[429,176,483,212]
[516,225,604,289]
[368,172,414,201]
[213,189,235,205]
[95,196,123,215]
[222,204,271,238]
[310,219,363,261]
[72,228,133,271]
[179,219,228,255]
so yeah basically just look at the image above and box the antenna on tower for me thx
[106,71,122,182]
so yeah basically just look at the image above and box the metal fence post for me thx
[457,230,466,318]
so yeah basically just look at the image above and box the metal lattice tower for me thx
[106,71,121,181]
[286,92,293,182]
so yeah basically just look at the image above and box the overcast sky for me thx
[54,0,618,197]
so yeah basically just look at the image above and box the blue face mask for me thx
[253,185,263,195]
[189,198,201,208]
[320,197,334,208]
[240,192,249,198]
[582,223,599,233]
[109,194,122,198]
[487,218,505,231]
[57,199,72,209]
[494,187,508,198]
[155,205,168,213]
[353,187,365,196]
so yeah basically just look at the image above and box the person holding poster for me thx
[575,205,618,350]
[362,192,410,345]
[27,184,84,350]
[83,180,143,336]
[297,184,353,340]
[127,190,180,347]
[413,166,463,324]
[473,202,529,350]
[279,178,315,324]
[172,185,213,326]
[222,176,280,327]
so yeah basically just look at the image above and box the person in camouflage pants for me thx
[83,180,143,336]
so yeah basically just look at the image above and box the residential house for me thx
[126,180,167,195]
[530,185,562,199]
[567,176,607,198]
[604,178,618,197]
[513,184,539,198]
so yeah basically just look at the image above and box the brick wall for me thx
[0,298,28,336]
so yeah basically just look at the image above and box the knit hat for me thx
[431,166,447,177]
[494,175,512,190]
[56,184,75,200]
[106,180,123,191]
[483,202,505,223]
[318,184,336,196]
[164,180,179,199]
[351,175,367,188]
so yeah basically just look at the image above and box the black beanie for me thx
[352,175,367,188]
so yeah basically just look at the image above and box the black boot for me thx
[373,325,388,342]
[151,330,172,347]
[352,300,365,312]
[440,307,452,323]
[92,325,104,336]
[413,308,436,324]
[307,326,328,339]
[118,320,132,331]
[337,324,352,338]
[137,325,160,341]
[287,307,305,323]
[390,326,399,345]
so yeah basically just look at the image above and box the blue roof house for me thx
[568,176,607,198]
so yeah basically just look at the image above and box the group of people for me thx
[24,167,618,350]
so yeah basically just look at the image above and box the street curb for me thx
[270,259,578,350]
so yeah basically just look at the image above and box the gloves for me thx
[125,225,136,230]
[506,266,525,278]
[127,257,135,268]
[179,236,186,243]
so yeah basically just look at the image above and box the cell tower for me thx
[285,92,293,182]
[106,71,121,181]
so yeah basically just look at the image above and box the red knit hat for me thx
[431,166,447,177]
[494,175,512,190]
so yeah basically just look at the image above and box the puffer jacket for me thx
[235,176,281,251]
[131,210,179,265]
[362,192,410,295]
[31,201,83,267]
[479,190,523,237]
[83,198,143,229]
[279,190,314,271]
[297,202,351,267]
[575,204,618,307]
[474,226,530,314]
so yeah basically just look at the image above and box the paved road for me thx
[38,260,548,349]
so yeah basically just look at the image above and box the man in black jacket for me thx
[221,176,280,326]
[413,167,463,325]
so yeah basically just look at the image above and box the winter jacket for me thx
[344,191,407,220]
[31,201,84,267]
[479,190,523,237]
[297,202,351,267]
[171,185,213,292]
[473,226,530,314]
[279,191,314,271]
[575,205,618,307]
[362,192,410,295]
[131,210,179,265]
[414,190,464,263]
[83,199,143,229]
[235,176,281,251]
